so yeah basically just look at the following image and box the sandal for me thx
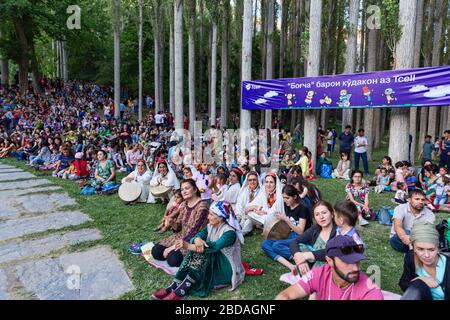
[129,242,147,255]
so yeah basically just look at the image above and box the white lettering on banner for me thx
[316,81,341,88]
[380,78,391,84]
[288,82,312,89]
[394,74,416,83]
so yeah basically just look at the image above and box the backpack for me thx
[320,164,333,179]
[376,206,392,226]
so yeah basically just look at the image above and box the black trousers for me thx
[401,279,433,300]
[152,243,184,267]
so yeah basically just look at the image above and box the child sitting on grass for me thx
[333,201,364,246]
[375,167,391,193]
[392,182,408,204]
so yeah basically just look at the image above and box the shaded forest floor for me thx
[1,134,448,300]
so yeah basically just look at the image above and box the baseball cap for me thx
[325,235,367,264]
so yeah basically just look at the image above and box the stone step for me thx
[0,193,76,220]
[0,186,62,198]
[0,269,10,299]
[0,229,101,265]
[0,169,24,174]
[15,246,133,300]
[0,172,36,182]
[0,164,16,169]
[0,179,52,191]
[0,211,91,242]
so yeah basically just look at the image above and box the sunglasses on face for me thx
[337,245,364,255]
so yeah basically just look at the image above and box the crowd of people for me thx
[1,79,449,301]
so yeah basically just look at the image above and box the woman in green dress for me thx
[152,201,245,300]
[91,149,116,189]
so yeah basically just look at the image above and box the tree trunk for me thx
[158,12,164,112]
[292,0,302,77]
[138,0,143,121]
[210,21,218,127]
[265,0,275,129]
[359,0,366,73]
[189,0,196,132]
[342,0,359,131]
[424,0,435,67]
[389,0,417,164]
[427,0,444,139]
[174,0,184,129]
[411,0,424,164]
[240,0,253,131]
[113,0,121,118]
[169,20,175,115]
[279,0,289,79]
[304,0,322,164]
[220,0,230,129]
[364,27,377,161]
[198,0,204,114]
[14,18,30,94]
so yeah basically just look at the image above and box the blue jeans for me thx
[390,230,411,253]
[11,150,26,161]
[261,231,297,261]
[354,152,369,175]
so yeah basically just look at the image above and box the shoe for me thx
[151,288,170,300]
[359,218,369,226]
[162,292,181,300]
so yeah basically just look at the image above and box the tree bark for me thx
[304,0,322,164]
[174,0,184,129]
[189,0,196,132]
[210,21,218,127]
[14,17,30,94]
[342,0,359,131]
[138,0,143,121]
[113,0,121,118]
[198,0,204,113]
[411,0,424,164]
[389,0,417,164]
[240,0,253,130]
[169,19,175,115]
[364,27,377,161]
[265,0,275,129]
[220,0,230,129]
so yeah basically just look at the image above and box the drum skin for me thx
[150,185,171,197]
[263,219,291,240]
[119,181,142,202]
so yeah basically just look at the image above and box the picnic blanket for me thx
[279,272,401,300]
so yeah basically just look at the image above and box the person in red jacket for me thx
[68,152,90,180]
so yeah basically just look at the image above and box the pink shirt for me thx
[297,264,384,300]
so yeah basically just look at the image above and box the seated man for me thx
[275,235,384,300]
[390,189,435,253]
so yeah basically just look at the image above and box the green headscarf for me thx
[410,222,439,247]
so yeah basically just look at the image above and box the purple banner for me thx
[241,66,450,110]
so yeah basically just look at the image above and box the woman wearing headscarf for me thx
[152,201,245,300]
[244,172,284,232]
[148,160,180,203]
[236,171,262,235]
[151,179,209,267]
[122,159,152,203]
[399,222,450,300]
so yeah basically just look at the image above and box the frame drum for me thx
[119,181,142,202]
[263,219,291,240]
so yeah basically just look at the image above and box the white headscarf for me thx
[150,160,180,189]
[250,172,284,225]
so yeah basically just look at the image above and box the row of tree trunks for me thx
[138,0,143,121]
[113,0,121,118]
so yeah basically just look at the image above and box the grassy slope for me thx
[2,135,449,300]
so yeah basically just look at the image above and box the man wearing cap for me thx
[390,189,435,253]
[275,235,384,300]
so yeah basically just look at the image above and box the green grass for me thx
[2,136,449,300]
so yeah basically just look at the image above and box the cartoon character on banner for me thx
[305,91,315,106]
[382,88,396,104]
[337,89,352,107]
[319,95,333,107]
[362,86,373,106]
[285,93,296,107]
